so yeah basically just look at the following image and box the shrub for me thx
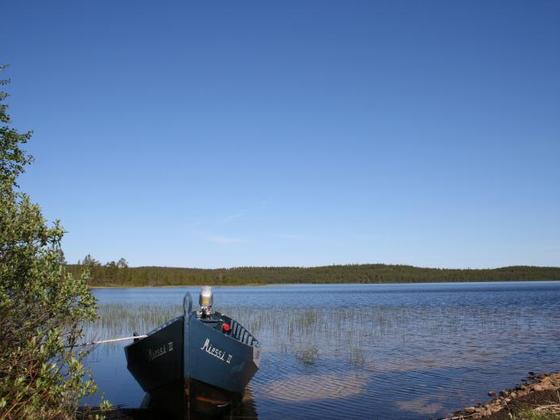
[0,65,98,419]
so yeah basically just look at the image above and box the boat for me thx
[124,287,260,418]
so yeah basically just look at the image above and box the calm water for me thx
[83,282,560,419]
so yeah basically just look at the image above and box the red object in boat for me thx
[222,323,231,333]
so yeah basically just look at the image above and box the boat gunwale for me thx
[196,312,260,349]
[123,315,183,349]
[124,312,260,350]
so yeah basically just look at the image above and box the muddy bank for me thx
[447,372,560,419]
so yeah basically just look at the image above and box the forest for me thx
[67,256,560,287]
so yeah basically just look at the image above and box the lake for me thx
[83,282,560,419]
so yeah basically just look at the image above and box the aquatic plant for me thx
[295,346,319,366]
[84,303,182,340]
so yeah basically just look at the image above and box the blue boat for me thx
[124,287,260,417]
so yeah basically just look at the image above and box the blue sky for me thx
[2,1,559,268]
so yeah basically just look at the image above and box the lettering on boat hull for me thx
[148,341,174,361]
[201,338,233,364]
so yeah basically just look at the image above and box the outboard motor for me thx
[199,286,213,318]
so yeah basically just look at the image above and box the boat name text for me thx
[148,341,174,361]
[200,338,232,364]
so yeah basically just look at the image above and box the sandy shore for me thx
[447,372,560,419]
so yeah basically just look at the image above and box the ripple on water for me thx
[261,371,369,402]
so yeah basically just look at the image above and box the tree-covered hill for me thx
[66,259,560,287]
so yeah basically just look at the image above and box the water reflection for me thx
[84,282,560,419]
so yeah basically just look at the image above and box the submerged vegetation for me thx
[67,259,560,287]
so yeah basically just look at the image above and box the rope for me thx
[74,335,148,347]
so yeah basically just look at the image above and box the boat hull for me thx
[125,317,184,393]
[125,313,258,417]
[187,316,259,395]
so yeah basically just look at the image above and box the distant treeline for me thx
[66,256,560,287]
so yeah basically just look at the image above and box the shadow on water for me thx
[109,388,260,420]
[83,283,560,419]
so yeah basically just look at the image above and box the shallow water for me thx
[83,282,560,419]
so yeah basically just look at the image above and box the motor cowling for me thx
[199,286,213,317]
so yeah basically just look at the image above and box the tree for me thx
[0,65,98,418]
[82,254,101,267]
[116,258,128,269]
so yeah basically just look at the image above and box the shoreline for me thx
[69,264,560,288]
[448,371,560,419]
[89,279,560,289]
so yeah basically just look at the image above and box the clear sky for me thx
[2,1,559,268]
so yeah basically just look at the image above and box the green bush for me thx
[0,65,98,419]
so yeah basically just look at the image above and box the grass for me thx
[515,406,560,420]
